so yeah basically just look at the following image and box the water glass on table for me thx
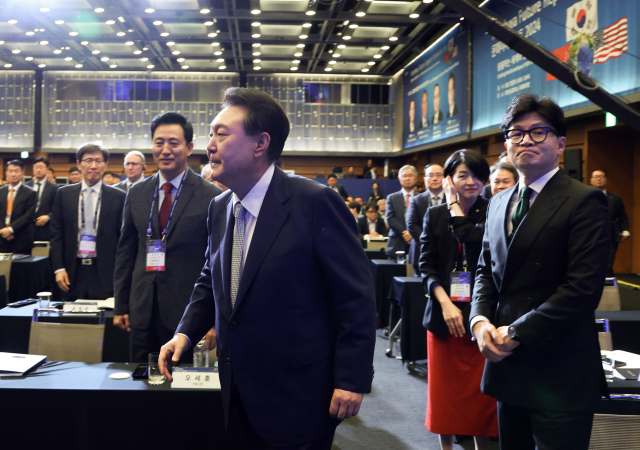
[148,352,166,385]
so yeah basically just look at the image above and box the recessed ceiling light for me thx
[38,64,46,68]
[368,61,375,65]
[349,24,358,29]
[0,41,5,45]
[110,64,117,68]
[294,52,302,57]
[172,51,180,55]
[305,11,316,16]
[106,20,115,25]
[81,41,89,45]
[55,20,64,24]
[253,66,261,70]
[8,20,18,24]
[356,12,366,17]
[117,32,126,36]
[25,57,33,61]
[134,50,142,54]
[217,58,224,62]
[95,8,104,13]
[64,57,72,61]
[299,35,308,39]
[143,47,148,50]
[75,64,83,68]
[333,53,340,57]
[118,16,125,22]
[337,44,346,49]
[65,47,70,50]
[214,51,222,55]
[211,42,220,46]
[325,67,332,71]
[167,42,175,46]
[40,7,50,12]
[208,33,217,37]
[53,50,61,54]
[423,0,433,3]
[147,65,154,69]
[161,32,170,37]
[177,58,185,62]
[342,36,351,40]
[389,36,398,41]
[251,9,261,14]
[381,45,390,50]
[26,31,35,36]
[140,57,148,61]
[290,67,298,71]
[252,22,261,27]
[219,65,226,69]
[329,60,336,64]
[303,23,312,28]
[253,52,261,56]
[253,59,261,63]
[362,68,369,72]
[374,54,381,58]
[69,31,78,36]
[252,34,261,38]
[39,28,45,32]
[292,60,300,63]
[145,8,155,13]
[200,9,210,14]
[4,64,12,68]
[92,50,100,54]
[409,13,419,18]
[12,50,20,54]
[181,65,189,69]
[101,57,109,61]
[153,21,163,25]
[253,43,261,47]
[125,41,134,45]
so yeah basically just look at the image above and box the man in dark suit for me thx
[446,72,459,118]
[0,160,37,255]
[406,164,445,275]
[363,164,378,179]
[68,166,82,184]
[25,157,58,242]
[357,203,387,238]
[471,94,609,450]
[115,151,146,192]
[419,90,430,128]
[431,84,444,124]
[50,143,126,301]
[159,88,376,449]
[326,173,348,200]
[113,112,221,363]
[482,150,511,200]
[590,169,630,277]
[385,165,417,259]
[342,166,357,179]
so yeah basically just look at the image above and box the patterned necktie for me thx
[431,195,440,206]
[7,188,14,225]
[36,182,42,209]
[84,187,94,232]
[159,182,173,231]
[405,193,410,210]
[230,202,246,308]
[510,186,533,238]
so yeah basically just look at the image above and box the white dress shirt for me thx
[78,180,103,236]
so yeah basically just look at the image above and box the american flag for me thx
[593,17,628,64]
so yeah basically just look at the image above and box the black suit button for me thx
[227,358,231,365]
[229,322,237,330]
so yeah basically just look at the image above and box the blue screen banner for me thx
[403,23,469,150]
[472,0,638,134]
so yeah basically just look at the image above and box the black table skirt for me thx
[0,274,7,308]
[370,260,408,329]
[0,361,228,449]
[0,304,130,362]
[389,276,428,363]
[8,256,53,302]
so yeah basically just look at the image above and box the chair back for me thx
[0,258,11,291]
[595,318,613,352]
[32,241,51,257]
[28,310,105,362]
[597,278,621,311]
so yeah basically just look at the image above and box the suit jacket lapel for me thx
[503,173,569,286]
[232,167,290,313]
[166,168,196,237]
[487,186,514,289]
[69,184,81,240]
[97,185,113,237]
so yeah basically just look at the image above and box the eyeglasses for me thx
[505,127,556,144]
[591,175,606,179]
[124,162,141,167]
[81,159,105,166]
[426,173,444,179]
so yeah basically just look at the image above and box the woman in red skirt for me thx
[419,150,499,450]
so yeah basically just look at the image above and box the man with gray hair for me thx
[386,165,417,259]
[115,151,147,192]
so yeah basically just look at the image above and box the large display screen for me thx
[472,0,637,133]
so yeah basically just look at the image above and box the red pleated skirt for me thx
[425,330,499,437]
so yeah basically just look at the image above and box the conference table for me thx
[388,277,428,367]
[0,303,130,362]
[0,361,228,449]
[370,259,409,330]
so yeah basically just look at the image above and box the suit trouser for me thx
[68,258,111,301]
[227,382,336,450]
[497,401,594,450]
[608,241,619,277]
[129,282,194,363]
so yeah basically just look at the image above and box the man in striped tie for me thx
[0,160,37,255]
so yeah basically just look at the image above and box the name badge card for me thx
[450,271,471,302]
[171,367,220,389]
[78,234,97,258]
[146,240,166,272]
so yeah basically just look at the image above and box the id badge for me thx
[78,234,97,258]
[450,271,471,302]
[146,240,166,271]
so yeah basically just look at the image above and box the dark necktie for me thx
[510,186,533,238]
[159,182,173,231]
[36,182,42,209]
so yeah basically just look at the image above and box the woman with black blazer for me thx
[368,182,383,203]
[419,149,498,450]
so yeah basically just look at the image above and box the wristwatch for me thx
[447,201,459,210]
[508,325,520,342]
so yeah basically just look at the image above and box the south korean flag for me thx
[566,0,598,41]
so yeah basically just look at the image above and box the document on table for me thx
[0,352,46,377]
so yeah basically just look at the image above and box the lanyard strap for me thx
[147,173,187,241]
[80,188,102,234]
[454,242,468,273]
